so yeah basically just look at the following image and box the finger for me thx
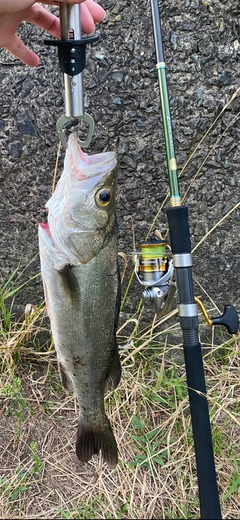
[40,1,105,33]
[79,1,106,34]
[24,4,61,38]
[0,1,34,14]
[41,1,84,4]
[84,0,106,24]
[5,34,40,66]
[80,2,95,34]
[25,3,104,38]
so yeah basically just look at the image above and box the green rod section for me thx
[156,63,180,204]
[151,0,181,206]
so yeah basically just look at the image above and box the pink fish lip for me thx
[39,222,51,236]
[40,222,49,230]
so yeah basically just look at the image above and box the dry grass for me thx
[0,303,239,519]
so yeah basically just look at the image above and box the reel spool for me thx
[134,238,176,315]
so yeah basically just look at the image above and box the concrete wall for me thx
[0,0,239,324]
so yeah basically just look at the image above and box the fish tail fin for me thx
[76,415,118,468]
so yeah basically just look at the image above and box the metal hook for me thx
[56,113,95,149]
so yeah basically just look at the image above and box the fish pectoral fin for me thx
[58,362,73,393]
[76,416,118,468]
[105,347,122,393]
[57,264,79,305]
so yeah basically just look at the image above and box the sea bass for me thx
[39,133,121,468]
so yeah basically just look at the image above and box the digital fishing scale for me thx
[45,2,239,518]
[45,3,98,149]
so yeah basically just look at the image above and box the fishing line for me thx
[52,141,62,194]
[193,199,240,254]
[182,110,240,203]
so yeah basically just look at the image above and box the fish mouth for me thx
[39,222,51,234]
[39,221,95,235]
[68,133,117,181]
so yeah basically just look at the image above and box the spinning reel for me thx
[134,237,239,334]
[134,238,176,315]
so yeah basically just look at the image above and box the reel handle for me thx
[212,305,239,335]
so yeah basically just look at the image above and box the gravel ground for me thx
[0,0,239,326]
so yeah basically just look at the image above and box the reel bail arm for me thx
[45,3,99,148]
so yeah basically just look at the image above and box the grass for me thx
[0,289,239,519]
[0,88,239,518]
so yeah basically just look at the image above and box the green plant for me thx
[29,441,44,475]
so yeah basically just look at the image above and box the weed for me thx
[29,441,44,475]
[223,461,240,502]
[1,373,27,437]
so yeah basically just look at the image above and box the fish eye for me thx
[96,188,112,207]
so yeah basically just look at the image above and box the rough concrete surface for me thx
[0,0,239,328]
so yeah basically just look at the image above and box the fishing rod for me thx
[133,1,239,518]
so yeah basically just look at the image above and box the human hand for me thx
[0,1,105,66]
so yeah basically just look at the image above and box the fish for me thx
[38,133,121,468]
